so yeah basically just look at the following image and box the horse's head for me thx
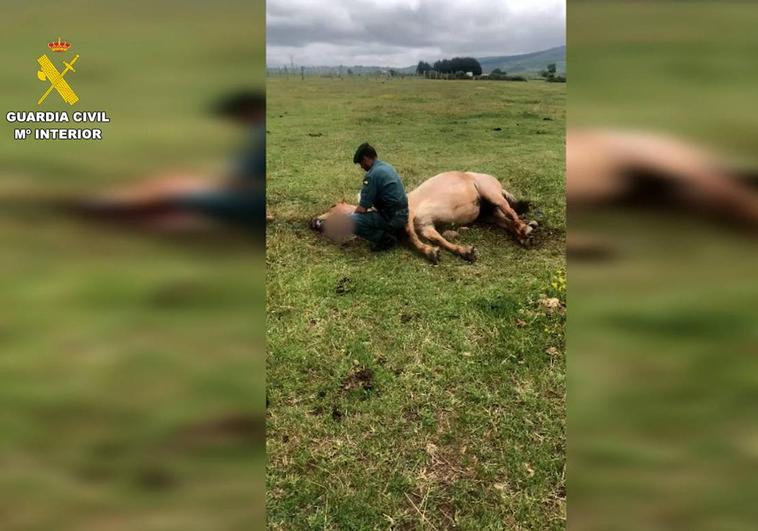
[309,202,357,241]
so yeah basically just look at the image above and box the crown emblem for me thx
[48,37,71,52]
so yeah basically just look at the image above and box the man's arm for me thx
[358,174,377,211]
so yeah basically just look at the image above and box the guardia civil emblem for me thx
[37,37,80,105]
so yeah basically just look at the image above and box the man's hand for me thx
[354,205,368,214]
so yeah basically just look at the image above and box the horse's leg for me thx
[419,225,477,262]
[406,215,441,264]
[474,176,533,244]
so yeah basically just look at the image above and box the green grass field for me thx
[569,3,758,529]
[1,2,265,529]
[266,76,566,529]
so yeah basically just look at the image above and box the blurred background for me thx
[0,1,265,530]
[569,1,758,530]
[6,1,758,529]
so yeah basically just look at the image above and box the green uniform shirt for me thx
[359,160,408,218]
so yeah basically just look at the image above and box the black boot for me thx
[370,233,397,252]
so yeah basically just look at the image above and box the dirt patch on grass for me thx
[527,225,564,250]
[172,412,264,448]
[400,311,420,323]
[335,276,352,294]
[422,441,473,486]
[342,367,374,392]
[308,367,377,422]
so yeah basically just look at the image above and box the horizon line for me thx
[265,43,565,69]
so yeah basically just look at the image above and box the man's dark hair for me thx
[353,142,378,164]
[213,90,265,118]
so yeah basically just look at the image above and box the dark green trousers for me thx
[350,209,408,243]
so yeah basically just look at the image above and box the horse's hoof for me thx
[519,222,537,247]
[462,246,478,262]
[428,247,441,265]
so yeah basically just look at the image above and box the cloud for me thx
[267,0,565,67]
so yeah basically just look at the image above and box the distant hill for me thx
[267,45,565,77]
[476,45,565,75]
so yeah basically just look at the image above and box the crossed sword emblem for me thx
[37,54,80,105]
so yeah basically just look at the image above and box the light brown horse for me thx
[311,171,536,263]
[568,128,758,226]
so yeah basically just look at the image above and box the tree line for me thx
[416,57,482,76]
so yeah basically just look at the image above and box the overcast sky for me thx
[267,0,565,67]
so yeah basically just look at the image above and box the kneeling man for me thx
[351,143,409,251]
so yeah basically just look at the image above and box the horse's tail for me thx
[503,190,531,216]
